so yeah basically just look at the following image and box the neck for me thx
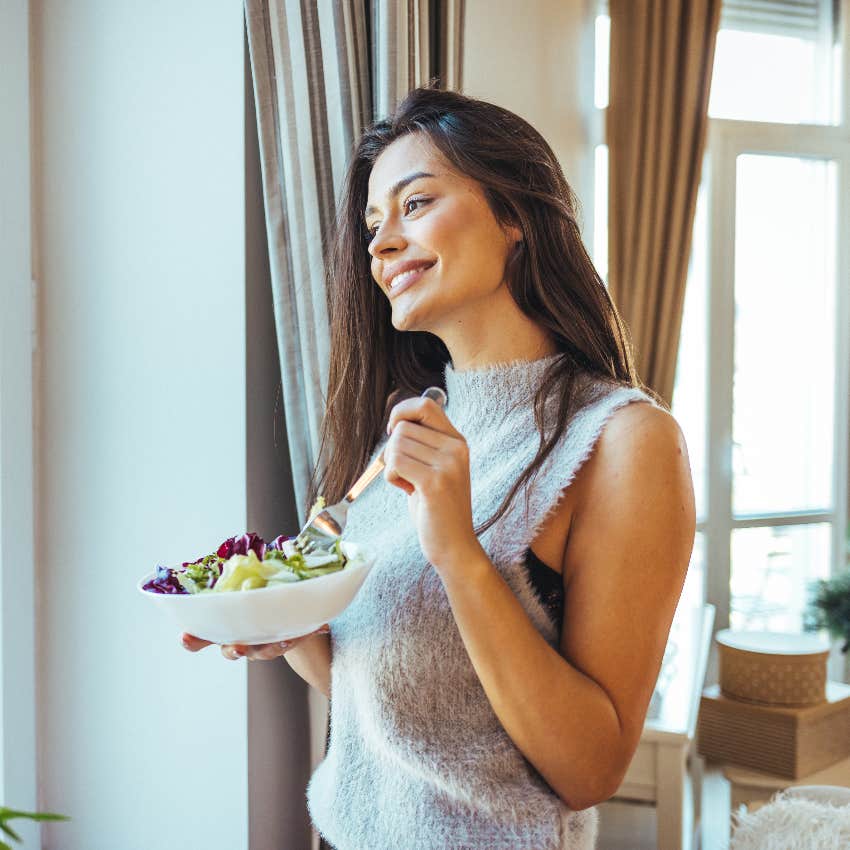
[429,286,558,370]
[447,339,559,372]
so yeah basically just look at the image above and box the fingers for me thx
[220,639,291,661]
[226,625,331,661]
[181,633,212,652]
[221,643,248,660]
[245,642,289,661]
[182,625,330,660]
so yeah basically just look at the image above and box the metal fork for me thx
[295,386,448,554]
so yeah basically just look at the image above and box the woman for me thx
[183,84,695,850]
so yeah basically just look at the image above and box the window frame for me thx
[587,2,850,680]
[704,117,850,648]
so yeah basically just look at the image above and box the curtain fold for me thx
[244,2,464,847]
[607,0,721,406]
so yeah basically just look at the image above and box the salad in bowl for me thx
[138,498,375,644]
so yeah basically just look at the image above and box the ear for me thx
[504,222,523,247]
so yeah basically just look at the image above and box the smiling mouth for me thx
[388,262,436,296]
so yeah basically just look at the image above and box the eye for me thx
[365,196,430,240]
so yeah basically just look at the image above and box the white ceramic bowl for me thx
[137,540,375,644]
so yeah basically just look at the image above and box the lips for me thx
[384,259,436,290]
[387,261,436,298]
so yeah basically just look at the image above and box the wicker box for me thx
[716,630,830,707]
[697,681,850,779]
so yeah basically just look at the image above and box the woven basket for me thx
[717,630,830,707]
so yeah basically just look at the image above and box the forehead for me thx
[366,134,451,208]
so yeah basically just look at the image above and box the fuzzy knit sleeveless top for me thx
[306,354,663,850]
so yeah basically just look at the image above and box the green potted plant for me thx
[804,569,850,651]
[0,806,69,849]
[804,548,850,684]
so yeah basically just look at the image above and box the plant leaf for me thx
[0,822,20,842]
[0,807,70,823]
[18,813,69,822]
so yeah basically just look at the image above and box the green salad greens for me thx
[143,497,350,595]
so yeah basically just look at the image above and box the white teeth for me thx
[390,264,432,288]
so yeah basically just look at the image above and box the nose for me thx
[367,221,406,260]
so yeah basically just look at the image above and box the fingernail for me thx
[386,423,391,435]
[278,641,290,650]
[318,626,330,634]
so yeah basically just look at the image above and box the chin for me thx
[390,305,430,334]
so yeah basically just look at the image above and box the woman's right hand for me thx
[180,624,330,661]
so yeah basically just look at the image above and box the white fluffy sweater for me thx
[306,354,661,849]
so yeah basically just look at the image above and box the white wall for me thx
[33,2,249,847]
[0,1,38,847]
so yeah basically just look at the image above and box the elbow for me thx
[595,773,625,808]
[560,795,598,813]
[560,764,627,812]
[560,787,613,812]
[579,725,641,808]
[555,719,634,810]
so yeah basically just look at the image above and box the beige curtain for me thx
[607,0,721,406]
[244,2,464,848]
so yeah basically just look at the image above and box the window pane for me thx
[709,22,841,125]
[730,523,832,632]
[733,154,837,516]
[594,14,610,111]
[598,7,842,125]
[592,144,608,283]
[672,174,708,523]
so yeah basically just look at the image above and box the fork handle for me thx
[343,385,447,504]
[344,454,386,502]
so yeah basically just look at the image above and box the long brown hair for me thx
[305,82,665,536]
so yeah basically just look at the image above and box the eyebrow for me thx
[364,171,437,220]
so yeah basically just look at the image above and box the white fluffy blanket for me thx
[730,791,850,850]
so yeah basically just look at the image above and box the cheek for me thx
[428,201,508,282]
[437,239,508,296]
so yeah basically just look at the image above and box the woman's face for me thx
[365,133,521,335]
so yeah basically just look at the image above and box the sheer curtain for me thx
[607,0,721,406]
[243,2,464,846]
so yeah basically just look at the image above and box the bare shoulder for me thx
[563,400,692,577]
[571,401,689,506]
[596,398,684,450]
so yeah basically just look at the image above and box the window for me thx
[590,0,850,636]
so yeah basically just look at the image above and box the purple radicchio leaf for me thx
[216,532,266,561]
[266,535,295,551]
[142,564,186,595]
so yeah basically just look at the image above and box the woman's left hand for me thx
[384,395,482,574]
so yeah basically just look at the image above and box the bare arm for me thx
[437,404,694,810]
[283,631,332,699]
